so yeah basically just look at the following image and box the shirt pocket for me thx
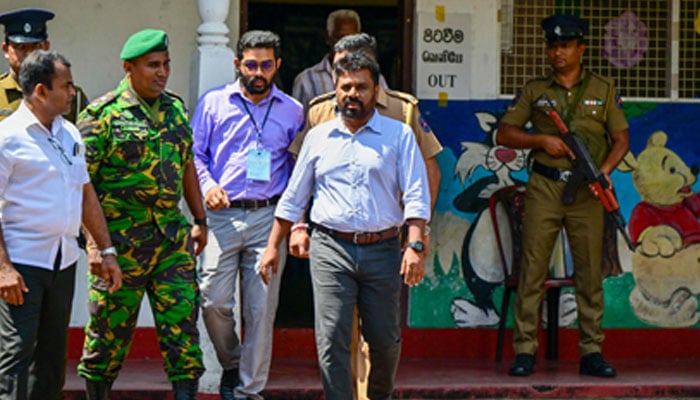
[112,126,149,164]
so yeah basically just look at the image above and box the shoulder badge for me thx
[308,91,335,107]
[385,89,418,105]
[614,92,623,109]
[419,115,432,133]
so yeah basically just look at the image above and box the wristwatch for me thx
[100,246,118,257]
[406,240,425,253]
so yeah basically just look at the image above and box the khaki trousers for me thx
[513,173,605,356]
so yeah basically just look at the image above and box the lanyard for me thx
[553,72,590,125]
[241,98,273,148]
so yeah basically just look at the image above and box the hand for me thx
[204,186,230,210]
[87,247,102,275]
[190,224,208,256]
[289,229,310,258]
[400,248,425,287]
[0,263,28,305]
[100,255,123,294]
[541,135,575,159]
[259,246,280,285]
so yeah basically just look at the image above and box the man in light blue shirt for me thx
[260,52,430,400]
[191,30,303,400]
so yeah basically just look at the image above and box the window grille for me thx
[501,1,670,99]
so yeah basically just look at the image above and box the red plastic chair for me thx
[490,184,575,362]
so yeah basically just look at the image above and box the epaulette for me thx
[308,91,335,108]
[85,91,118,114]
[384,89,418,105]
[0,72,9,80]
[165,89,185,105]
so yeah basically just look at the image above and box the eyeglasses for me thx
[47,136,73,166]
[242,60,275,72]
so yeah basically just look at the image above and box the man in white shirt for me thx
[0,50,121,400]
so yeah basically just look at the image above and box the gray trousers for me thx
[199,206,285,400]
[310,230,402,400]
[0,263,76,400]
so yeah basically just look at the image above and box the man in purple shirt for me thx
[191,30,303,400]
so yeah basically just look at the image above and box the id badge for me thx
[247,149,271,181]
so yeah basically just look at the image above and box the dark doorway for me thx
[243,0,406,94]
[241,0,409,327]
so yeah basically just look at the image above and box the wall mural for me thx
[410,99,700,329]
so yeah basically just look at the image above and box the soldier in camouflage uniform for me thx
[76,29,208,400]
[0,8,88,123]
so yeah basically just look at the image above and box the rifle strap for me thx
[554,71,591,126]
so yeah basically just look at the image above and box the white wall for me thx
[0,0,240,106]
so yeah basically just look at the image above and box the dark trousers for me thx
[0,262,76,400]
[310,230,402,400]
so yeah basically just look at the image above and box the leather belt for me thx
[313,224,399,245]
[532,160,573,182]
[229,195,280,210]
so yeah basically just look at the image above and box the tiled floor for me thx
[62,357,700,399]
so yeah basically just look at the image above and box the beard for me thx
[339,97,369,121]
[240,74,272,95]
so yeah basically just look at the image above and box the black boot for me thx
[85,379,111,400]
[172,379,198,400]
[219,368,239,400]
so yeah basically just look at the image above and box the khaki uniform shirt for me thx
[500,70,628,168]
[0,71,88,123]
[289,87,443,160]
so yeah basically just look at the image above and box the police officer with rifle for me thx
[496,14,629,378]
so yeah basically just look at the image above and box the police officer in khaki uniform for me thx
[497,14,629,378]
[288,33,442,400]
[0,8,88,122]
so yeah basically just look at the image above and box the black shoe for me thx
[220,368,240,400]
[579,352,617,377]
[172,379,198,400]
[508,353,534,376]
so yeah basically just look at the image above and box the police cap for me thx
[0,8,54,43]
[541,14,588,43]
[120,29,169,61]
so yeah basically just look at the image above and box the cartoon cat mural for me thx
[448,112,579,327]
[620,131,700,327]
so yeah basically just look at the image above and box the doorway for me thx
[240,0,412,327]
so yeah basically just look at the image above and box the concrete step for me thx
[62,358,700,399]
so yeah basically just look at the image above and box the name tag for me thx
[247,149,271,181]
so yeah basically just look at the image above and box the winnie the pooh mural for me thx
[621,131,700,327]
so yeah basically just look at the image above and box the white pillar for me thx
[189,0,237,112]
[190,0,238,393]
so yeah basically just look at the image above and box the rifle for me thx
[540,95,636,251]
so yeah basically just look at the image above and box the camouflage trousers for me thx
[78,228,204,382]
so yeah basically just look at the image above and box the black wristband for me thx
[194,217,207,226]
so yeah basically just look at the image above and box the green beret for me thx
[120,29,169,61]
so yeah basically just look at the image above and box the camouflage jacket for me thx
[78,78,193,246]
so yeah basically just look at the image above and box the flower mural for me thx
[604,11,648,69]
